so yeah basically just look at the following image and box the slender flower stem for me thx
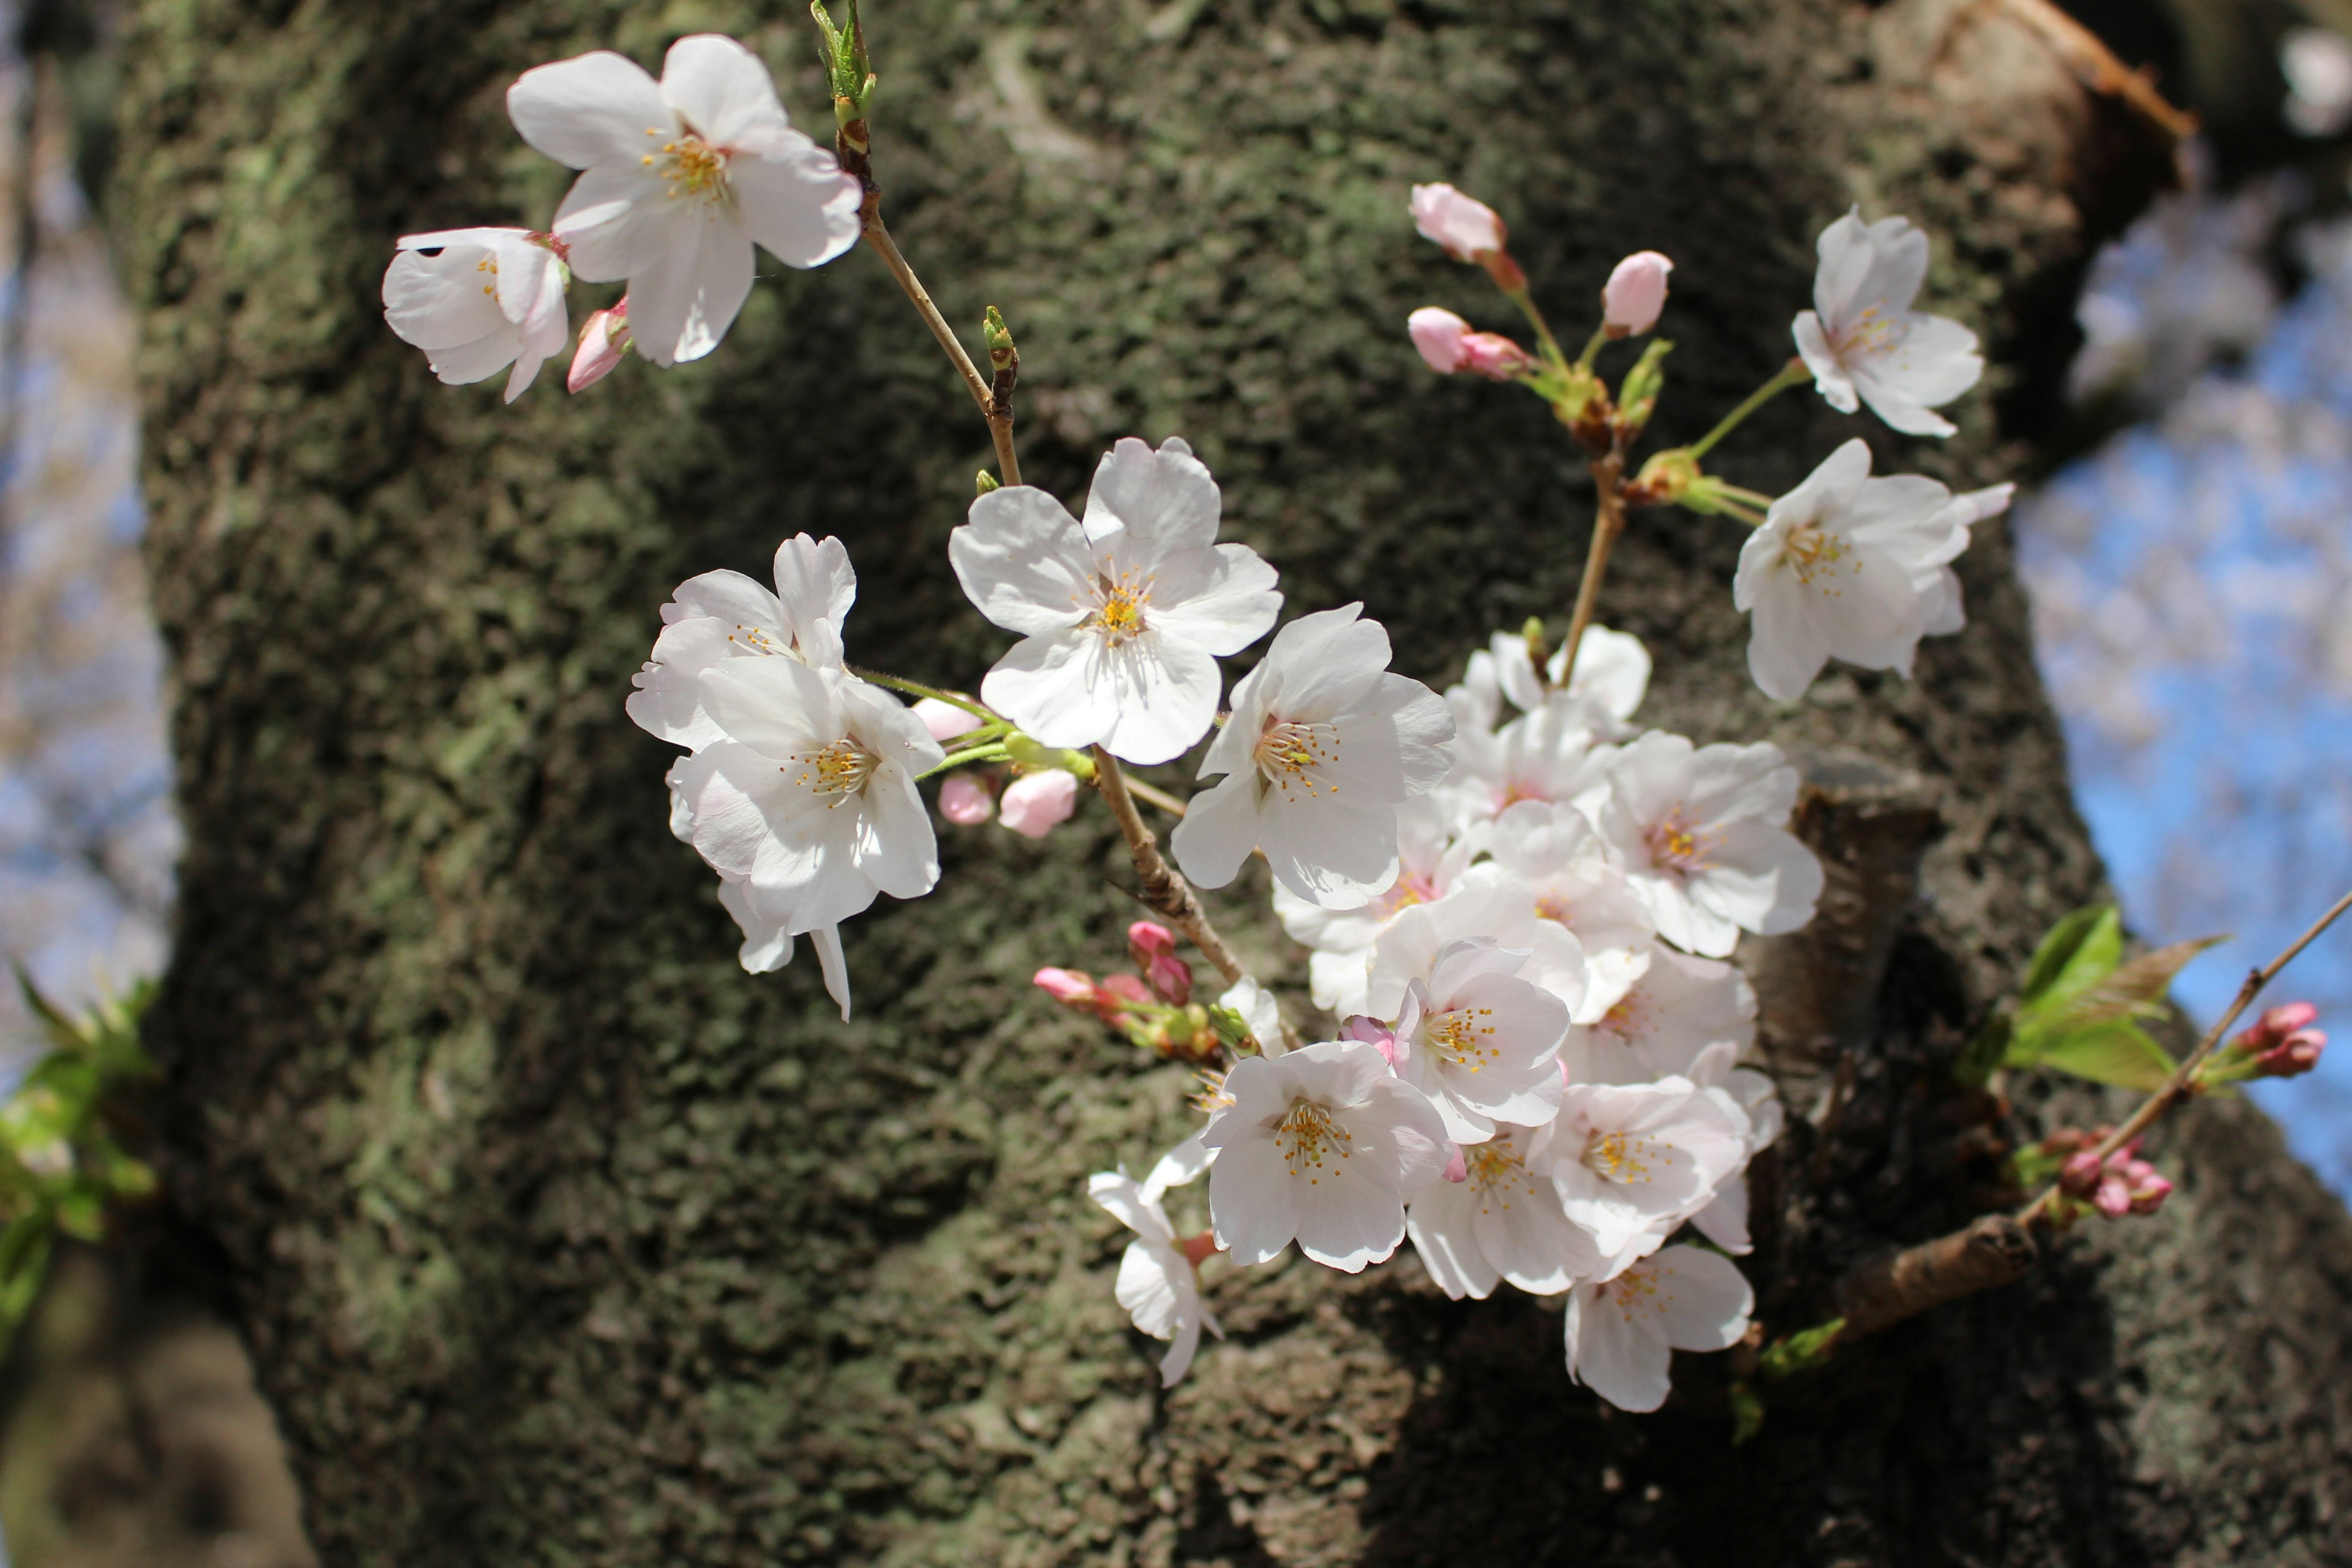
[846,666,995,720]
[1687,357,1811,461]
[1089,747,1249,984]
[1712,481,1777,508]
[1505,286,1572,376]
[918,742,1010,779]
[2019,884,2352,1225]
[1715,499,1768,526]
[859,198,1023,485]
[1124,777,1189,818]
[1574,323,1609,372]
[1553,451,1627,692]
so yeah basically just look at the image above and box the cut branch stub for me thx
[1833,1214,2040,1340]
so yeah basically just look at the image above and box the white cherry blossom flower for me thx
[1362,875,1555,1022]
[1561,942,1756,1082]
[950,437,1280,764]
[1687,1059,1784,1255]
[1460,801,1656,1022]
[1547,1076,1751,1265]
[666,760,851,1016]
[1563,1245,1754,1412]
[1090,1142,1222,1387]
[674,658,943,933]
[1202,1039,1450,1272]
[1484,624,1651,727]
[1792,209,1984,437]
[1172,604,1455,908]
[1437,692,1613,831]
[1390,940,1570,1143]
[1593,733,1823,958]
[628,534,855,751]
[1733,439,1975,701]
[1407,1123,1602,1299]
[1273,796,1472,1016]
[507,36,862,367]
[382,228,570,401]
[1920,481,2016,638]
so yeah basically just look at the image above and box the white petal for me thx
[660,35,787,146]
[1140,543,1283,657]
[1098,632,1223,765]
[1568,1281,1673,1412]
[1257,796,1401,910]
[1169,773,1262,891]
[628,211,755,366]
[1114,1240,1186,1338]
[731,140,864,268]
[508,51,671,170]
[1651,1245,1754,1351]
[1207,1134,1298,1267]
[949,487,1095,635]
[981,631,1117,751]
[1082,435,1223,557]
[810,922,851,1021]
[1406,1180,1499,1300]
[553,161,679,282]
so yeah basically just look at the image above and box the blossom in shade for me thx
[938,772,994,825]
[666,761,850,1016]
[628,533,855,750]
[949,436,1281,764]
[1410,183,1507,260]
[1390,940,1570,1143]
[1592,732,1823,958]
[1172,604,1455,910]
[1000,769,1080,839]
[1407,1123,1602,1299]
[1460,800,1657,1021]
[1273,796,1472,1017]
[1547,1076,1751,1265]
[1408,307,1536,379]
[1484,625,1652,728]
[568,297,630,391]
[382,228,570,402]
[1563,1245,1753,1412]
[1202,1039,1451,1272]
[1686,1058,1784,1254]
[1733,439,1978,702]
[1792,209,1984,437]
[673,658,943,933]
[1602,252,1673,337]
[1089,1141,1222,1387]
[507,35,862,367]
[1920,482,2014,638]
[1561,941,1756,1082]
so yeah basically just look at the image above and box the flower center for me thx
[788,739,880,805]
[1599,1262,1664,1321]
[1425,1005,1501,1072]
[1463,1139,1540,1212]
[1254,717,1340,798]
[1781,519,1858,592]
[1598,993,1643,1039]
[1645,808,1717,875]
[1374,872,1438,920]
[1583,1130,1673,1186]
[1084,568,1152,646]
[644,130,730,202]
[1274,1097,1352,1183]
[1832,303,1899,356]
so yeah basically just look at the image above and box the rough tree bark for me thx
[112,0,2352,1562]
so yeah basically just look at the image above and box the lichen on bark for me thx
[113,0,2352,1562]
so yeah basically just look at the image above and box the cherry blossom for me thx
[1547,1076,1751,1265]
[1000,769,1080,838]
[1273,796,1472,1017]
[673,658,943,934]
[949,437,1281,764]
[1362,877,1552,1022]
[665,761,851,1016]
[382,228,569,402]
[1406,1122,1602,1299]
[1389,939,1570,1143]
[1218,976,1287,1057]
[1482,625,1652,728]
[628,533,855,751]
[1603,252,1673,337]
[1563,1245,1754,1412]
[507,36,862,367]
[1410,183,1507,261]
[1561,941,1756,1082]
[1438,691,1614,831]
[1592,733,1823,958]
[1202,1039,1450,1272]
[1089,1142,1221,1387]
[1733,439,1977,701]
[1792,209,1985,437]
[1172,604,1455,909]
[1459,800,1656,1021]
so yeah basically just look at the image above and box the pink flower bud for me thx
[1179,1231,1221,1267]
[1602,251,1673,337]
[999,768,1080,838]
[913,697,984,742]
[1128,921,1178,965]
[1146,953,1194,1006]
[2260,1001,2321,1037]
[2059,1148,2105,1199]
[1340,1014,1401,1069]
[2257,1028,2325,1078]
[1441,1145,1469,1184]
[1410,183,1507,261]
[1458,333,1536,380]
[1099,973,1154,1009]
[938,771,994,825]
[2126,1169,2173,1215]
[1034,967,1098,1008]
[1409,306,1473,373]
[568,298,631,393]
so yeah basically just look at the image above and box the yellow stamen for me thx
[787,739,880,807]
[1254,717,1341,799]
[1275,1098,1352,1185]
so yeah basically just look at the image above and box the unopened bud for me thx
[913,697,984,742]
[2059,1148,2105,1199]
[1035,967,1098,1008]
[567,298,631,393]
[1340,1014,1401,1070]
[1616,337,1673,423]
[1128,921,1178,965]
[1000,767,1080,838]
[1441,1145,1468,1184]
[1602,251,1673,337]
[938,771,994,824]
[1409,183,1507,262]
[1146,952,1194,1006]
[2256,1028,2326,1078]
[976,470,1000,495]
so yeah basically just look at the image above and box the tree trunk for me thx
[112,0,2352,1562]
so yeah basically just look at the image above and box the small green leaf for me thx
[2057,935,2225,1028]
[2019,906,2122,1011]
[1729,1382,1765,1445]
[1758,1318,1845,1381]
[1954,1010,2011,1088]
[2033,1019,2176,1091]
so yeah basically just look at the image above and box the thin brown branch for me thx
[1833,1215,2039,1340]
[858,196,1021,484]
[2019,884,2352,1224]
[1089,748,1245,984]
[1553,452,1626,691]
[1989,0,2198,140]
